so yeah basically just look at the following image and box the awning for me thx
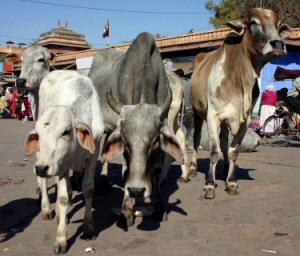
[274,66,300,80]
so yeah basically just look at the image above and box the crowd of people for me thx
[0,86,33,121]
[259,77,300,130]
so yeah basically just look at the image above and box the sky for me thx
[0,0,219,48]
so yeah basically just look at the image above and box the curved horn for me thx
[106,89,123,115]
[159,88,172,116]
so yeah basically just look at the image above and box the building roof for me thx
[53,27,300,68]
[39,20,89,51]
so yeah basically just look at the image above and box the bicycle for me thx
[260,105,300,147]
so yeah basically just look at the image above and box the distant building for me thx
[39,20,90,56]
[4,24,300,115]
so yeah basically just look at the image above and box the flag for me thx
[102,19,109,38]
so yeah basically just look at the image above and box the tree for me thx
[205,0,300,28]
[28,38,39,47]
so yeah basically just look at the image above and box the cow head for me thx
[101,90,184,199]
[226,8,291,62]
[24,106,95,178]
[16,46,54,91]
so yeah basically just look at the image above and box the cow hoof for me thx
[177,176,189,183]
[54,242,67,254]
[42,212,53,220]
[117,213,135,230]
[190,170,198,177]
[225,182,239,195]
[190,168,198,177]
[189,162,198,177]
[202,185,215,199]
[126,215,135,227]
[82,231,97,241]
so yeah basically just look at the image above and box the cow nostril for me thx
[127,187,146,198]
[35,165,49,177]
[16,78,27,89]
[270,39,284,49]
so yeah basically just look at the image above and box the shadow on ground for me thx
[196,157,255,181]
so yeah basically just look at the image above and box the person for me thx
[260,84,277,130]
[20,91,32,122]
[286,77,300,114]
[0,89,11,118]
[276,87,288,107]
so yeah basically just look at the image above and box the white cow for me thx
[9,46,54,214]
[24,70,104,254]
[14,46,53,120]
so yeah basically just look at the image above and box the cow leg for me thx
[121,155,128,177]
[225,124,247,195]
[152,167,168,222]
[95,161,112,193]
[95,134,111,193]
[202,118,221,199]
[39,176,52,220]
[176,128,190,183]
[190,112,203,177]
[219,124,229,180]
[54,175,71,254]
[119,195,135,228]
[55,175,71,224]
[82,153,98,240]
[101,161,108,176]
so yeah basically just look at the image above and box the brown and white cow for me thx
[190,8,290,199]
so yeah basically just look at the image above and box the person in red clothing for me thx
[260,84,278,130]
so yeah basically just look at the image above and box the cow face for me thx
[101,104,184,199]
[17,46,54,91]
[24,106,95,177]
[226,8,291,61]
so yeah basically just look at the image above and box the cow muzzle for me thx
[35,165,50,178]
[269,39,286,55]
[16,78,27,89]
[127,187,146,198]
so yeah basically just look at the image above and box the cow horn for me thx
[106,89,123,115]
[159,89,172,116]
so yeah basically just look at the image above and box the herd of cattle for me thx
[8,8,290,254]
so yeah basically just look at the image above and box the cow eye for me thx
[62,129,71,136]
[37,58,45,63]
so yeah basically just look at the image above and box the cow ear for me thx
[76,121,95,154]
[278,23,291,38]
[226,19,246,34]
[24,131,39,156]
[160,122,184,164]
[101,129,123,162]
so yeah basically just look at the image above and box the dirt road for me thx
[0,119,299,256]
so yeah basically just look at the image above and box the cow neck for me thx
[223,33,258,88]
[222,32,259,120]
[34,68,50,120]
[244,32,265,78]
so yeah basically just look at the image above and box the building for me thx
[4,24,300,113]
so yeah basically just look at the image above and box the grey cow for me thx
[183,112,261,152]
[88,32,184,228]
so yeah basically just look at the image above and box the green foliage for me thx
[206,0,300,28]
[28,38,39,47]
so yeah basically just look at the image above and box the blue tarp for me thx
[261,51,300,92]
